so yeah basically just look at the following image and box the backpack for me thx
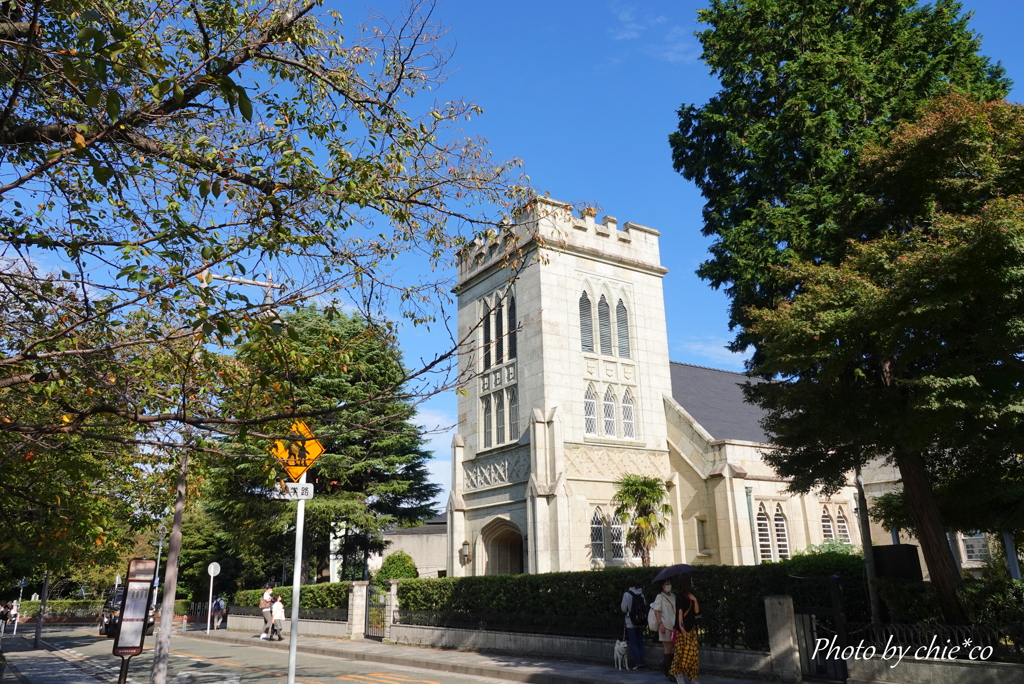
[628,591,647,626]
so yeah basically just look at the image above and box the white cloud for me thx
[607,3,667,41]
[674,336,750,371]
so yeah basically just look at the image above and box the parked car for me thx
[99,587,155,637]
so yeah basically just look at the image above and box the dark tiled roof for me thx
[387,514,448,536]
[668,362,767,443]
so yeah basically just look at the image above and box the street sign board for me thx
[270,481,315,500]
[112,558,157,657]
[208,562,221,577]
[269,420,325,482]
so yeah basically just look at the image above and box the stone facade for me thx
[447,198,864,576]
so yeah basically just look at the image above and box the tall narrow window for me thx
[610,518,625,559]
[598,295,612,354]
[616,299,630,358]
[962,532,988,562]
[508,297,517,359]
[507,387,518,441]
[836,508,851,543]
[821,507,835,540]
[495,391,505,444]
[621,391,635,439]
[495,300,504,364]
[697,518,708,552]
[774,505,790,560]
[584,386,598,435]
[756,504,772,562]
[590,509,605,560]
[579,292,594,352]
[483,307,492,370]
[482,396,492,449]
[603,387,616,436]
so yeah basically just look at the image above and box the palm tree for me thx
[611,474,673,567]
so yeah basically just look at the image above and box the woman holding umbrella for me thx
[651,564,694,680]
[670,576,701,684]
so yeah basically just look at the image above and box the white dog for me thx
[613,639,629,670]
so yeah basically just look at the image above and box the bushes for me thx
[17,600,104,618]
[875,576,1024,626]
[233,582,349,609]
[375,551,418,590]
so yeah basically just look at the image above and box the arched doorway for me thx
[480,518,524,575]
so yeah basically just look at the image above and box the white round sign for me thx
[207,562,221,577]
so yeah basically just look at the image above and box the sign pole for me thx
[287,472,306,684]
[206,562,220,635]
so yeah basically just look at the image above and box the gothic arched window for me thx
[756,503,772,562]
[603,387,616,436]
[598,295,612,355]
[584,385,598,435]
[836,507,851,543]
[610,517,625,560]
[616,299,630,358]
[482,395,492,449]
[590,509,606,560]
[821,507,835,540]
[483,304,492,370]
[495,390,505,444]
[774,505,790,560]
[621,391,635,439]
[495,300,504,364]
[507,387,518,440]
[508,296,517,359]
[579,292,594,352]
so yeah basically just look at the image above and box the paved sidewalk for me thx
[1,635,102,684]
[193,628,767,684]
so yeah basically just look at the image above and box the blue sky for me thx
[373,0,1024,508]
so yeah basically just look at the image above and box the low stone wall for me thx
[847,655,1024,684]
[388,624,772,676]
[225,613,349,639]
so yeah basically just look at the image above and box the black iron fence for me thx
[698,616,770,651]
[847,621,1024,664]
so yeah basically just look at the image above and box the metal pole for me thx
[152,450,189,684]
[745,486,758,564]
[33,569,50,649]
[117,657,131,684]
[854,465,884,628]
[13,581,24,635]
[207,574,214,635]
[287,473,307,684]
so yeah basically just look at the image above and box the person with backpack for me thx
[620,577,647,670]
[259,587,274,639]
[212,595,226,630]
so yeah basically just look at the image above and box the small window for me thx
[482,395,492,449]
[507,387,518,441]
[616,299,630,358]
[610,518,625,560]
[696,518,708,552]
[483,307,492,370]
[821,507,835,540]
[774,505,790,560]
[579,292,594,352]
[962,532,988,562]
[508,297,517,359]
[621,391,635,439]
[495,300,504,364]
[584,386,598,435]
[603,387,616,436]
[756,504,772,562]
[495,391,505,444]
[598,295,612,355]
[836,507,851,543]
[590,509,605,560]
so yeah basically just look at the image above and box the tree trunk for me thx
[33,568,50,649]
[855,465,884,628]
[151,449,189,684]
[892,448,968,624]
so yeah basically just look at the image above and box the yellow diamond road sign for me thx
[270,420,325,482]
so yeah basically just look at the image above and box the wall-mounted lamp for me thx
[459,541,473,565]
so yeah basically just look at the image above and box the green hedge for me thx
[173,599,190,616]
[233,582,349,609]
[18,600,104,618]
[876,576,1024,625]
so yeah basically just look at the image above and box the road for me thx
[30,626,505,684]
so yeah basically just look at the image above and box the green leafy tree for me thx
[671,0,1012,625]
[746,95,1024,624]
[204,307,439,586]
[611,474,673,567]
[375,550,418,590]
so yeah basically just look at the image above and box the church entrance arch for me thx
[480,518,524,575]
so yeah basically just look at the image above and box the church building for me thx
[446,198,864,576]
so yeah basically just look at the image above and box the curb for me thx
[188,630,641,684]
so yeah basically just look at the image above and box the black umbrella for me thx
[652,564,697,583]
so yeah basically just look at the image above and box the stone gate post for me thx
[765,594,802,683]
[345,580,368,639]
[384,579,400,641]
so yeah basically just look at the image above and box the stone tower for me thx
[447,198,674,575]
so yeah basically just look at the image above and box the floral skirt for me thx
[670,629,699,679]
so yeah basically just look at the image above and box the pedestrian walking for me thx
[651,578,677,680]
[8,601,18,634]
[259,587,274,639]
[0,601,11,635]
[620,577,647,669]
[270,595,286,641]
[670,579,701,684]
[212,595,226,629]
